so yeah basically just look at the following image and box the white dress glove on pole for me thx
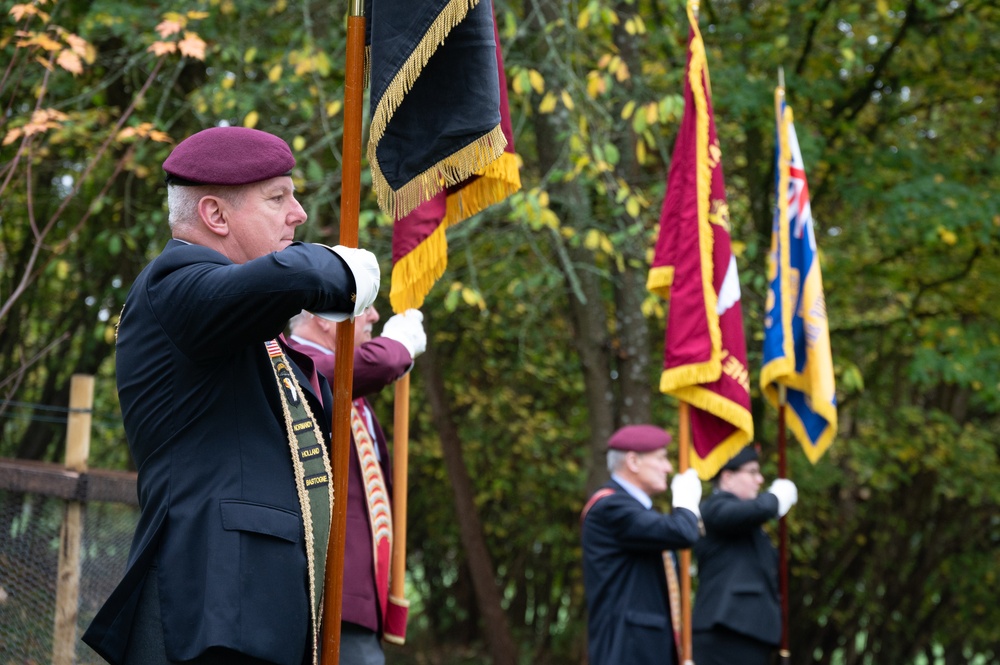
[768,478,798,517]
[381,309,427,359]
[314,245,381,322]
[670,468,703,518]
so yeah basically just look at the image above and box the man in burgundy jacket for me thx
[286,306,425,665]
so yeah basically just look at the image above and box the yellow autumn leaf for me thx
[56,49,82,75]
[645,102,658,124]
[529,69,545,94]
[625,197,640,218]
[221,76,234,89]
[636,140,646,165]
[937,227,957,245]
[561,91,574,110]
[538,91,557,114]
[326,100,342,117]
[539,209,560,229]
[63,33,89,58]
[244,111,259,128]
[155,19,183,38]
[9,4,37,21]
[245,46,257,63]
[187,10,210,19]
[461,287,480,308]
[614,60,630,82]
[584,229,601,250]
[586,72,606,98]
[268,64,283,82]
[625,18,637,35]
[577,8,590,30]
[35,33,62,51]
[148,41,176,56]
[621,100,636,119]
[292,136,306,151]
[178,32,207,60]
[3,128,22,146]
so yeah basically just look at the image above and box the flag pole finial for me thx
[778,66,785,91]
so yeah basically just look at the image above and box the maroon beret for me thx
[163,126,295,186]
[607,425,672,453]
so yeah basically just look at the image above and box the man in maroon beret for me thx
[580,424,703,665]
[84,126,381,665]
[692,445,798,665]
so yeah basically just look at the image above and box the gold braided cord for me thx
[267,350,333,665]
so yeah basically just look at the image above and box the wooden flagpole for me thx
[678,401,694,665]
[322,0,365,661]
[777,385,791,663]
[775,72,792,664]
[390,373,410,610]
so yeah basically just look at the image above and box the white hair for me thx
[607,449,628,474]
[288,310,313,333]
[166,183,251,232]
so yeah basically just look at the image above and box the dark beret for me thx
[721,444,760,472]
[607,425,672,453]
[163,126,295,186]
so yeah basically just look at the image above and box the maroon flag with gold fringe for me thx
[381,4,521,313]
[646,3,753,480]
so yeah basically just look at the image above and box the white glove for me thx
[381,309,427,359]
[768,478,798,517]
[314,245,380,322]
[670,468,703,517]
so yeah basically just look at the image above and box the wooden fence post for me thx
[52,374,94,665]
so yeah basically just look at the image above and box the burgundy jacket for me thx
[284,335,412,634]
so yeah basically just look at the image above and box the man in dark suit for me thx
[286,305,425,664]
[581,424,703,665]
[692,445,798,665]
[82,126,380,665]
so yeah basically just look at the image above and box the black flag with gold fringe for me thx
[366,0,508,222]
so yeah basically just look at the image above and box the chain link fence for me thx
[0,489,138,665]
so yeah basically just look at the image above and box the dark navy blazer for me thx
[83,240,357,665]
[581,480,700,665]
[692,489,782,645]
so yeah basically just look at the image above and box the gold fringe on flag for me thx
[389,221,448,313]
[389,150,521,313]
[368,0,509,221]
[443,150,522,226]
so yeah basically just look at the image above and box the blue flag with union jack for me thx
[760,89,837,463]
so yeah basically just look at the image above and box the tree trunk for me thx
[417,338,518,665]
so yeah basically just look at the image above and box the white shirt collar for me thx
[289,334,333,355]
[611,473,652,509]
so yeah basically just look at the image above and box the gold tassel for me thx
[389,221,449,313]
